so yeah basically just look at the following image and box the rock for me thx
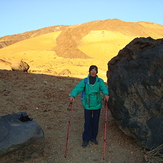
[107,37,163,149]
[0,112,44,161]
[59,69,71,76]
[11,60,30,72]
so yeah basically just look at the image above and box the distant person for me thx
[69,65,109,147]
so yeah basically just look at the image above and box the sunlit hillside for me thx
[0,19,163,81]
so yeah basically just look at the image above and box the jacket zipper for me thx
[88,94,90,108]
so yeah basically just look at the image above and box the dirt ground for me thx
[0,70,146,163]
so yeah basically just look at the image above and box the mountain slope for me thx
[0,25,68,48]
[0,19,163,81]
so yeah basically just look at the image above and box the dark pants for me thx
[82,109,101,142]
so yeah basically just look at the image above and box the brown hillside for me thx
[55,19,163,59]
[0,25,69,48]
[0,19,163,81]
[0,70,145,162]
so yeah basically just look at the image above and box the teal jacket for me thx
[70,75,109,110]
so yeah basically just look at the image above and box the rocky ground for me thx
[0,70,146,163]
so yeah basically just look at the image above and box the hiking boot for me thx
[90,139,98,144]
[82,141,89,147]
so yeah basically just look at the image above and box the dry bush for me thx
[144,144,163,163]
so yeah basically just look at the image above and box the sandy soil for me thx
[0,70,146,163]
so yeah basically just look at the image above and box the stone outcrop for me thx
[0,112,44,161]
[107,37,163,149]
[59,69,71,76]
[11,60,30,72]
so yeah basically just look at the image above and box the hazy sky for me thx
[0,0,163,37]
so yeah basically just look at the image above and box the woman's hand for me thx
[70,97,75,102]
[104,95,109,102]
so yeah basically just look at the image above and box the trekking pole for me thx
[64,102,73,158]
[102,101,108,160]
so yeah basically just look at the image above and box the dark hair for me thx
[89,65,98,73]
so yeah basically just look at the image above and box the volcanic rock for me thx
[0,112,44,161]
[107,37,163,149]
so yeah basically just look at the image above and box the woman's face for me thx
[89,68,97,77]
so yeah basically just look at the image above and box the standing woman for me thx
[69,65,109,147]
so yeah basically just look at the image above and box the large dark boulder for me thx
[0,112,44,161]
[107,37,163,149]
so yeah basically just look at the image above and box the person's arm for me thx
[99,79,110,102]
[69,79,85,102]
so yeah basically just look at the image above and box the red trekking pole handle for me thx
[64,102,73,158]
[102,101,108,160]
